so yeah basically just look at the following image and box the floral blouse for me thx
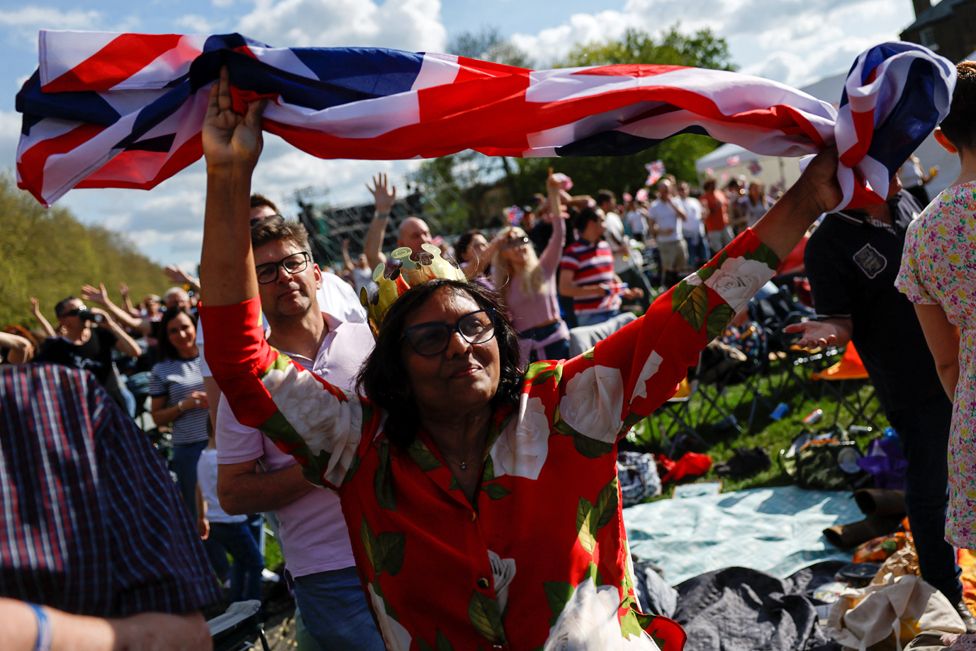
[896,181,976,548]
[202,230,779,651]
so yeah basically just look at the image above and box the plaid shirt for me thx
[0,364,218,616]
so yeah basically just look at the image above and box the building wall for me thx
[901,0,976,62]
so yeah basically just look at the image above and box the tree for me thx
[564,25,735,71]
[448,26,533,68]
[413,27,535,232]
[413,25,736,234]
[0,174,167,330]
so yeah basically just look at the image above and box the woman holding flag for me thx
[200,65,842,650]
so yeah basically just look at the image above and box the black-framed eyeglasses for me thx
[402,309,496,356]
[255,251,311,284]
[501,235,530,250]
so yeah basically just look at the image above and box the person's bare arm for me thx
[0,598,212,651]
[81,283,147,334]
[199,66,263,309]
[464,238,502,280]
[30,297,57,338]
[914,302,960,399]
[364,173,396,269]
[558,269,606,299]
[195,484,210,540]
[0,333,34,364]
[783,317,853,350]
[563,192,593,209]
[118,284,141,318]
[670,199,686,220]
[751,150,840,260]
[538,172,568,274]
[151,392,209,428]
[165,266,201,294]
[202,376,221,429]
[340,238,356,274]
[217,460,315,515]
[90,308,141,358]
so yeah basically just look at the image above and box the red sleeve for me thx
[556,229,779,438]
[199,298,280,428]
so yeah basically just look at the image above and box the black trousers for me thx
[887,394,962,603]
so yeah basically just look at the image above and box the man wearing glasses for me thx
[35,296,141,410]
[210,215,384,650]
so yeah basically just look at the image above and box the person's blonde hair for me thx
[491,227,546,297]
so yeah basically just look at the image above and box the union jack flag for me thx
[15,31,955,208]
[644,160,666,187]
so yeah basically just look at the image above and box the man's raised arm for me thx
[752,150,840,259]
[199,66,264,307]
[363,172,396,269]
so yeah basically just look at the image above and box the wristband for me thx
[177,400,185,413]
[373,211,390,220]
[27,603,52,651]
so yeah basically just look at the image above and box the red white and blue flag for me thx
[16,31,955,208]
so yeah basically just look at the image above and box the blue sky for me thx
[0,0,921,269]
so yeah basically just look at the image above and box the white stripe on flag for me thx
[250,46,320,81]
[412,53,460,91]
[107,34,207,91]
[38,30,117,87]
[265,91,420,139]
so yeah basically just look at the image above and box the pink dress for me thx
[896,181,976,547]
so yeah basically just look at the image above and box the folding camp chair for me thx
[648,376,700,449]
[810,343,884,429]
[208,600,270,651]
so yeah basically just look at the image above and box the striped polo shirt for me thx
[560,238,621,316]
[149,356,209,446]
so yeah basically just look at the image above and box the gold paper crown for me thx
[359,243,467,334]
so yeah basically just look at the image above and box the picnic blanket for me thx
[624,485,862,585]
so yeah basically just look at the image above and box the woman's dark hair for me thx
[158,307,198,361]
[940,61,976,151]
[54,296,78,318]
[454,230,483,264]
[356,279,522,449]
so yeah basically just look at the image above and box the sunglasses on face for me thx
[402,309,496,357]
[502,235,530,250]
[60,308,84,318]
[255,251,311,285]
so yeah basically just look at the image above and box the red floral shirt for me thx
[202,230,778,651]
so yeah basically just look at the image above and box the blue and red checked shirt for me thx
[560,238,621,316]
[0,364,218,616]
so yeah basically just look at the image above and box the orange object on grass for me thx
[960,549,976,615]
[811,342,870,381]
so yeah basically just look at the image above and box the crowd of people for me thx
[0,60,973,650]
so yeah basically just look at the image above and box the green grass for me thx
[264,530,284,570]
[628,351,889,497]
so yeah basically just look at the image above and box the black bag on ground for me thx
[780,427,865,490]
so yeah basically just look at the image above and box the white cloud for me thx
[511,0,914,89]
[175,14,214,34]
[252,134,422,210]
[0,7,102,28]
[212,0,235,7]
[237,0,447,51]
[510,10,631,67]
